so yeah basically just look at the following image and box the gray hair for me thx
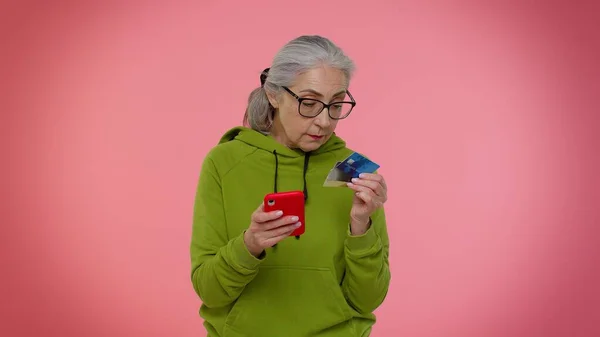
[243,35,356,132]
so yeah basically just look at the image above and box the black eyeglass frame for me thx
[281,86,356,120]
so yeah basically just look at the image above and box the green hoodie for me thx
[190,126,390,337]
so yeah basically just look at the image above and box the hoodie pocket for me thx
[223,266,353,337]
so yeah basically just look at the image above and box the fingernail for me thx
[295,222,301,227]
[352,178,359,183]
[276,211,283,216]
[291,216,299,222]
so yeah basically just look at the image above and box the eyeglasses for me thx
[282,86,356,120]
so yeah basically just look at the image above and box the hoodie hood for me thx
[218,126,347,157]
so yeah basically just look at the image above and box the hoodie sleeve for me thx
[190,154,264,308]
[341,206,391,314]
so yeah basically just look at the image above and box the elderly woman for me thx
[190,35,391,337]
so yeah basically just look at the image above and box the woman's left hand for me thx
[347,173,388,235]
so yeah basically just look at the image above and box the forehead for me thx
[290,66,348,97]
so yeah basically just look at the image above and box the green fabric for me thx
[190,126,391,337]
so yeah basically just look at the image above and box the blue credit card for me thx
[334,152,380,179]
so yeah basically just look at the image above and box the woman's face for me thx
[267,66,351,152]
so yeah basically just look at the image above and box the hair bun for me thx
[260,68,270,87]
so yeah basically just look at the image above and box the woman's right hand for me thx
[243,203,302,257]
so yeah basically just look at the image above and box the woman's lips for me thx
[308,135,324,140]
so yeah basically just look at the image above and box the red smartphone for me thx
[263,190,305,236]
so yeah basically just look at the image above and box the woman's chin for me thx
[298,137,327,152]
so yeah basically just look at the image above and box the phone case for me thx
[263,190,305,236]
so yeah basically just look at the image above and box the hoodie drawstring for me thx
[273,150,279,193]
[302,153,310,202]
[271,150,310,247]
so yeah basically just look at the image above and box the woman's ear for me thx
[265,90,279,109]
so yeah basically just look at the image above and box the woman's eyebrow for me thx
[299,88,347,98]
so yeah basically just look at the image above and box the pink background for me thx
[2,1,599,336]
